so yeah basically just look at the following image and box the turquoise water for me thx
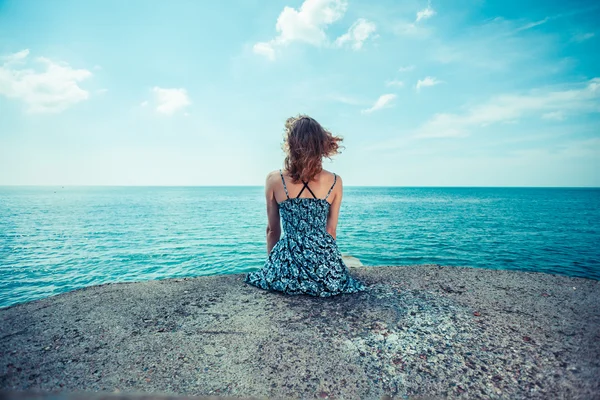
[1,187,598,308]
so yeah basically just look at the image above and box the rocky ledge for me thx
[1,265,599,399]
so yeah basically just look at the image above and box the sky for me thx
[0,0,598,186]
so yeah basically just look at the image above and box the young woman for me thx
[244,115,367,297]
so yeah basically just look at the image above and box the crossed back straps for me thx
[279,169,337,201]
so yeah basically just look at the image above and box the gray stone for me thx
[1,265,599,399]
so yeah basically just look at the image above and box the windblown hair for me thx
[282,114,344,183]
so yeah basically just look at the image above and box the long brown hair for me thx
[282,115,343,183]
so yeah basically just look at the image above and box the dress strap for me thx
[297,181,317,199]
[324,173,337,200]
[279,169,289,199]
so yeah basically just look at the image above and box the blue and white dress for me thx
[244,170,367,297]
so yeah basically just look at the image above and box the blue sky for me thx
[0,0,598,186]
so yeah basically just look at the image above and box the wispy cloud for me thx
[515,17,550,32]
[572,32,595,42]
[430,16,558,71]
[252,42,276,61]
[398,65,415,72]
[385,80,404,87]
[151,87,191,115]
[253,0,348,60]
[0,49,92,113]
[415,78,600,138]
[416,4,436,22]
[334,18,377,50]
[2,49,30,64]
[393,3,435,38]
[416,76,442,91]
[541,111,565,121]
[393,21,431,37]
[361,93,396,114]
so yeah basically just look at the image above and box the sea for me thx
[0,186,598,308]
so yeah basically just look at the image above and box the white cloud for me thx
[385,80,404,87]
[253,0,348,60]
[415,78,600,138]
[2,49,30,64]
[151,87,191,115]
[416,76,442,91]
[0,49,92,113]
[252,42,276,61]
[334,18,377,50]
[398,65,415,72]
[416,5,436,22]
[140,101,149,107]
[275,0,347,45]
[361,94,396,114]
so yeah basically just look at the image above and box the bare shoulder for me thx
[321,169,342,195]
[320,169,338,179]
[335,174,343,195]
[266,169,281,180]
[328,170,342,186]
[265,170,282,187]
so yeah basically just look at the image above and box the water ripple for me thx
[0,186,599,307]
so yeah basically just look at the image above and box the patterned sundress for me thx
[244,169,367,297]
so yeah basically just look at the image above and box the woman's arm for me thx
[265,172,282,254]
[326,174,343,240]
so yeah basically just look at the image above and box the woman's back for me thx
[276,168,343,241]
[277,168,337,238]
[275,169,338,203]
[244,114,366,297]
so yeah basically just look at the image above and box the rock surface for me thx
[1,265,599,399]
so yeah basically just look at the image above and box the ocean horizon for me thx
[1,186,599,308]
[3,185,599,188]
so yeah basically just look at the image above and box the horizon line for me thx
[1,185,599,189]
